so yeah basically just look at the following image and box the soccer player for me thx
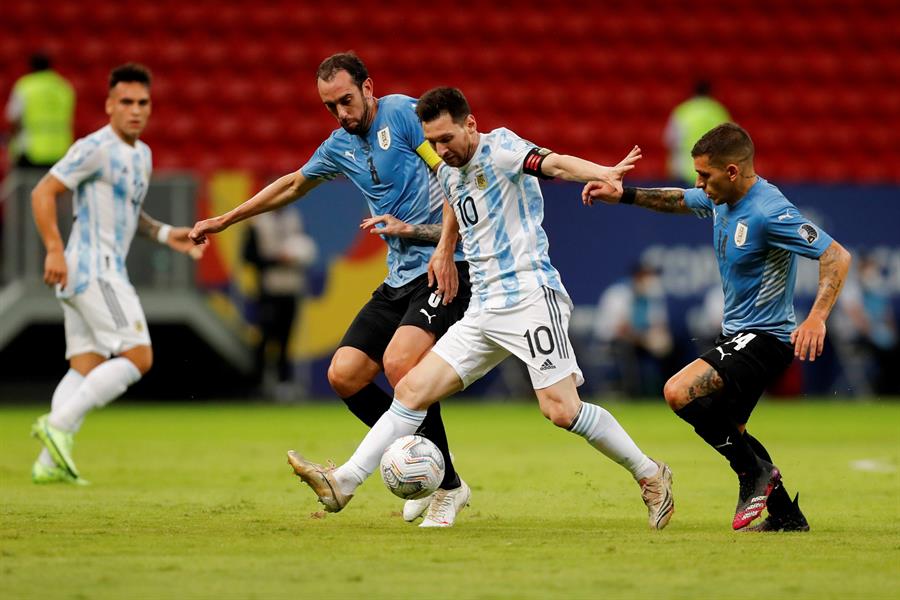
[286,87,676,530]
[582,123,852,531]
[30,63,204,484]
[189,53,472,526]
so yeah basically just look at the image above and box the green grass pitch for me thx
[1,399,898,599]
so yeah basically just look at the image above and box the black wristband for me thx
[620,187,637,205]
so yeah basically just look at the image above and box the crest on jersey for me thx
[377,126,391,150]
[135,321,144,333]
[734,222,748,247]
[798,223,819,244]
[475,170,488,190]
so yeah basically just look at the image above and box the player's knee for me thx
[327,360,360,398]
[394,372,430,411]
[663,376,688,411]
[383,353,415,388]
[538,394,578,428]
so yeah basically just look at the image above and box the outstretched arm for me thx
[540,146,641,194]
[791,240,852,361]
[189,170,322,245]
[138,211,205,259]
[581,182,694,215]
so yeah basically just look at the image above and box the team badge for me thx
[475,170,488,190]
[377,126,391,150]
[798,223,819,244]
[135,321,144,333]
[734,222,748,247]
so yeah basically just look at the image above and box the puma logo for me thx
[716,346,732,360]
[714,436,733,449]
[419,308,436,324]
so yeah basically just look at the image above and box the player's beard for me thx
[345,98,374,136]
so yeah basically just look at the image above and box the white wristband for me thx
[156,224,172,244]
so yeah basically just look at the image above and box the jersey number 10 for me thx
[456,196,479,227]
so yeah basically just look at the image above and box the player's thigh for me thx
[430,312,510,390]
[486,287,585,391]
[398,266,471,341]
[534,373,582,427]
[337,289,404,367]
[383,325,436,387]
[663,358,726,410]
[61,297,107,361]
[395,351,466,411]
[72,278,151,358]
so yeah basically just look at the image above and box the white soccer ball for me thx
[380,435,445,500]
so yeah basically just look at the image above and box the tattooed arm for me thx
[582,182,694,214]
[359,214,443,243]
[790,240,852,361]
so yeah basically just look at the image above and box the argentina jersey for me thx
[435,128,567,311]
[300,94,461,288]
[50,125,152,298]
[683,177,834,342]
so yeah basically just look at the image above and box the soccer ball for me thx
[380,435,445,500]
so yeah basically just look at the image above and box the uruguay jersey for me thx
[50,125,152,298]
[301,94,461,288]
[684,177,834,342]
[435,128,567,311]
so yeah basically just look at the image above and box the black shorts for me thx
[699,330,794,424]
[339,262,471,363]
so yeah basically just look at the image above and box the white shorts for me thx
[431,286,584,390]
[60,277,151,359]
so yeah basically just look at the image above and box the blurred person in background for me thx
[242,206,317,397]
[190,52,472,526]
[664,80,730,186]
[5,53,75,169]
[584,123,851,532]
[29,63,203,485]
[593,262,676,397]
[838,253,899,394]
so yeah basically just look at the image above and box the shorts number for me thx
[457,196,479,227]
[523,326,555,358]
[729,332,757,351]
[427,292,441,308]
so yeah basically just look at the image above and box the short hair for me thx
[316,52,368,87]
[109,63,152,89]
[416,87,470,124]
[30,53,51,72]
[691,122,754,167]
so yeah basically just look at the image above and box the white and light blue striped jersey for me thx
[683,177,834,342]
[435,127,567,311]
[50,125,152,297]
[301,94,462,288]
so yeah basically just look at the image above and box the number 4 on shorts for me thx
[729,332,757,351]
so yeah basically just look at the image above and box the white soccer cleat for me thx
[639,459,675,530]
[403,493,434,522]
[419,480,471,528]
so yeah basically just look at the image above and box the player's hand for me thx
[189,216,227,245]
[582,180,622,206]
[790,315,827,361]
[428,245,458,305]
[167,226,206,260]
[360,214,413,238]
[43,248,68,290]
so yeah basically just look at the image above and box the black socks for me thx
[674,396,761,475]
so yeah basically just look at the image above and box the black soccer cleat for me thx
[733,460,781,530]
[745,493,810,532]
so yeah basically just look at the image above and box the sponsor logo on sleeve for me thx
[798,223,819,244]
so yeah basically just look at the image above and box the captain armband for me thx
[416,141,443,170]
[522,147,555,179]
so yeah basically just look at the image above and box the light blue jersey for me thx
[50,125,152,297]
[684,177,834,342]
[435,128,567,311]
[301,94,461,288]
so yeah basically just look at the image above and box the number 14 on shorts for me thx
[716,332,757,359]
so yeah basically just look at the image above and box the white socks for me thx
[568,402,658,481]
[333,399,427,495]
[48,358,141,433]
[38,369,85,467]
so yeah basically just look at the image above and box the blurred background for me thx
[1,0,898,401]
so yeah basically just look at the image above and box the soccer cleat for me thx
[286,450,352,512]
[733,461,782,530]
[745,493,810,532]
[31,461,89,486]
[403,493,434,522]
[420,479,471,528]
[31,414,79,479]
[639,459,675,530]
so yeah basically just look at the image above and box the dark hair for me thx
[691,122,754,167]
[109,63,152,89]
[30,52,51,72]
[316,52,368,88]
[694,80,712,96]
[416,87,470,124]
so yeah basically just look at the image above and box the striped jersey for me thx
[50,125,152,297]
[683,177,833,342]
[435,127,567,311]
[301,94,461,288]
